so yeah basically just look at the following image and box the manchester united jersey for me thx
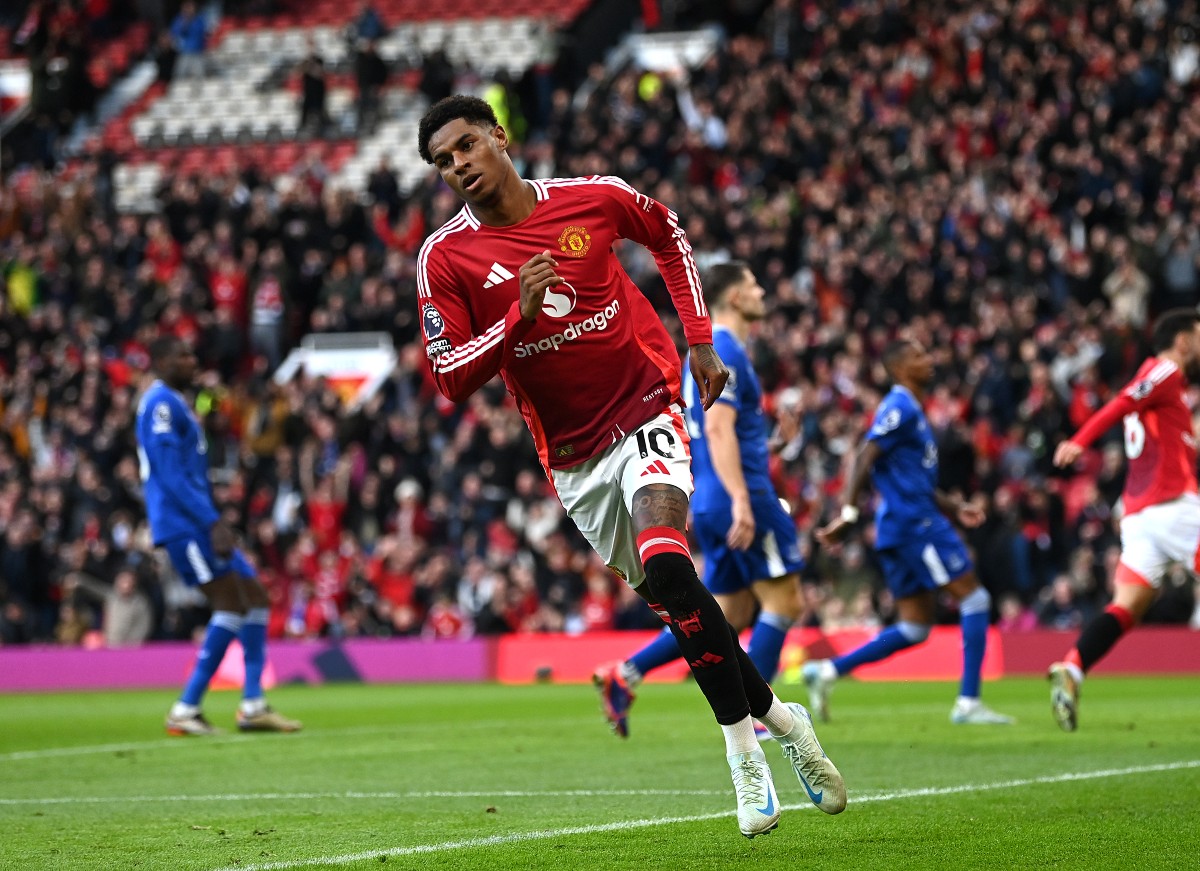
[417,176,711,470]
[1070,356,1198,517]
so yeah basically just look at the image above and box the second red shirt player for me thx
[1049,308,1200,731]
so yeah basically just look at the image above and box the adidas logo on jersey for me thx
[483,262,515,289]
[640,460,670,477]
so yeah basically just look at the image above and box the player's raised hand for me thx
[1053,440,1083,468]
[689,344,729,410]
[518,250,564,321]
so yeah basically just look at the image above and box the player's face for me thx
[164,344,198,386]
[428,118,509,207]
[730,269,767,321]
[905,343,935,387]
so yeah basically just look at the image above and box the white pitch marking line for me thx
[202,760,1200,871]
[3,758,1196,811]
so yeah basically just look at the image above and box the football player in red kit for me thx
[416,95,845,836]
[1049,308,1200,731]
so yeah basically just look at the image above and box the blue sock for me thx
[747,611,792,683]
[240,608,269,703]
[959,587,991,699]
[628,627,683,678]
[832,622,928,676]
[180,611,243,706]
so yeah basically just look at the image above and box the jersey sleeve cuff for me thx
[684,324,714,347]
[505,300,538,339]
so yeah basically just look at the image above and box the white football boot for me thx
[728,747,780,838]
[774,702,847,814]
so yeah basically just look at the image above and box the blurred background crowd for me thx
[2,0,1200,648]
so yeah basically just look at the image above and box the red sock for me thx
[1104,603,1134,632]
[636,526,690,562]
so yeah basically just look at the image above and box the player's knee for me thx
[755,576,802,621]
[959,586,991,616]
[771,588,804,623]
[896,621,931,644]
[642,552,703,615]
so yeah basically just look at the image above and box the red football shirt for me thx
[1070,357,1198,516]
[417,176,711,470]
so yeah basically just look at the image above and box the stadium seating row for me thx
[105,13,556,211]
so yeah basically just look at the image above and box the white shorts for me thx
[551,405,693,588]
[1118,492,1200,588]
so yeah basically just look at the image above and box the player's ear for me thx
[493,124,509,151]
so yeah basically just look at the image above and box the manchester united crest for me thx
[557,225,592,258]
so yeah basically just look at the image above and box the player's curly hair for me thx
[417,95,499,164]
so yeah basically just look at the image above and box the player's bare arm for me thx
[816,439,882,546]
[689,343,729,410]
[704,402,755,550]
[518,250,564,321]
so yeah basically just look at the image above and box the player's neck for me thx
[713,312,749,342]
[896,380,925,402]
[467,177,537,227]
[1157,348,1184,371]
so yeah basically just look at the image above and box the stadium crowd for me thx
[3,0,1200,647]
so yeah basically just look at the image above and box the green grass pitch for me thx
[3,676,1199,870]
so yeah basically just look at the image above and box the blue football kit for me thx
[865,385,972,597]
[685,326,804,593]
[136,380,253,585]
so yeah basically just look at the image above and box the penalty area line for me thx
[209,759,1200,871]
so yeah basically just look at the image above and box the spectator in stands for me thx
[366,158,401,220]
[346,0,386,44]
[1037,574,1093,632]
[419,45,455,106]
[996,593,1038,633]
[153,29,177,84]
[1101,240,1150,329]
[63,567,154,647]
[353,38,388,135]
[169,1,208,80]
[298,39,329,138]
[248,242,287,368]
[54,600,92,645]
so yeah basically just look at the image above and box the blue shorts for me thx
[163,535,256,587]
[877,524,973,599]
[693,495,805,595]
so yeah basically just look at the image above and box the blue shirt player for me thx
[594,261,807,737]
[809,339,1012,725]
[137,336,301,736]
